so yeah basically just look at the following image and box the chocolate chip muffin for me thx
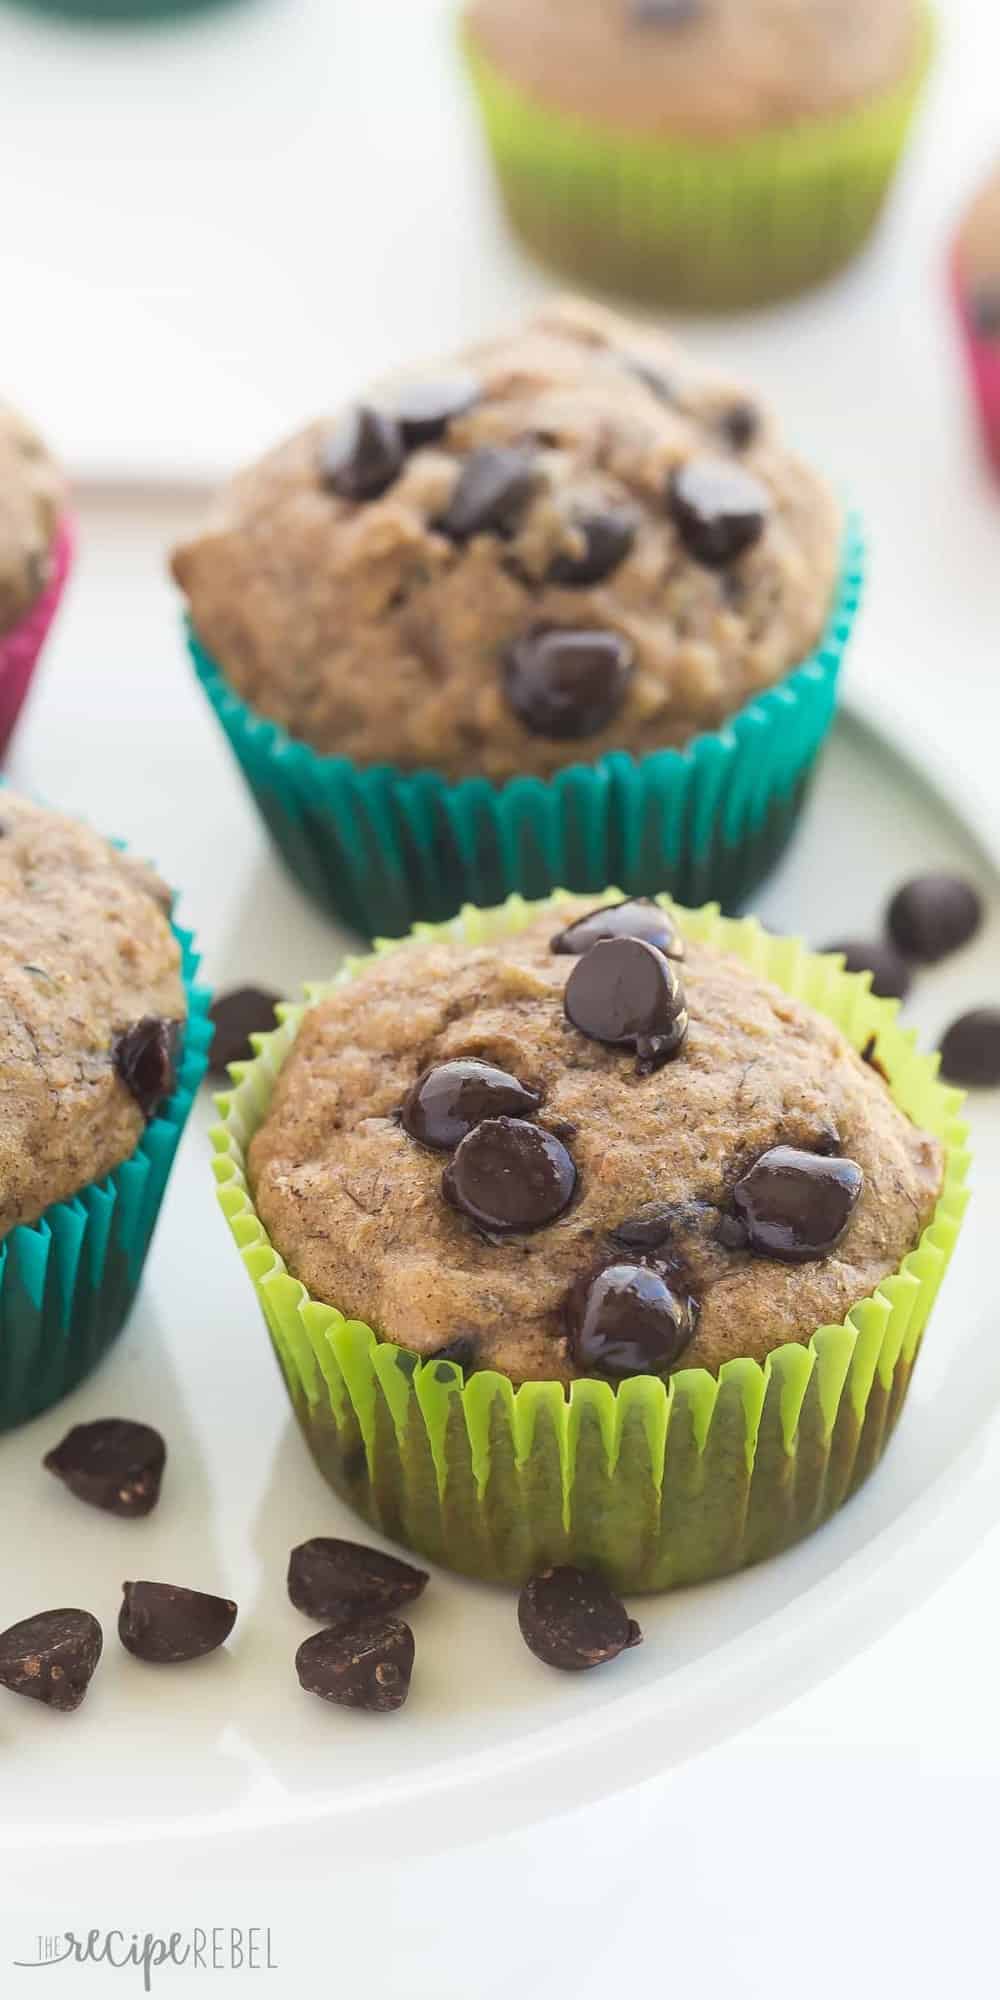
[0,404,64,639]
[953,162,1000,478]
[0,791,187,1236]
[248,896,943,1387]
[174,299,840,786]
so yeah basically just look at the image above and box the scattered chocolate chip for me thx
[321,405,406,502]
[288,1538,428,1625]
[720,401,760,451]
[731,1145,863,1263]
[518,1567,641,1673]
[391,374,481,448]
[551,897,684,961]
[669,456,770,567]
[608,1202,676,1250]
[437,446,537,540]
[118,1582,237,1665]
[568,1261,698,1380]
[504,626,633,739]
[623,356,678,404]
[0,1609,103,1713]
[401,1059,541,1151]
[113,1017,180,1120]
[548,508,637,587]
[428,1334,479,1372]
[208,987,281,1077]
[970,286,1000,339]
[887,875,984,963]
[823,939,912,1002]
[630,0,701,21]
[716,1213,749,1249]
[938,1008,1000,1087]
[444,1117,576,1233]
[43,1419,166,1518]
[564,936,688,1073]
[296,1616,414,1713]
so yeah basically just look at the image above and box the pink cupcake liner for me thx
[952,258,1000,481]
[0,516,74,755]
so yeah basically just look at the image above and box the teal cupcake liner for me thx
[0,912,211,1434]
[189,523,864,940]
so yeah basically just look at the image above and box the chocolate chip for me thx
[429,1335,478,1371]
[608,1201,676,1250]
[443,1117,576,1233]
[504,627,633,739]
[288,1539,428,1625]
[731,1146,863,1263]
[623,356,677,404]
[630,0,701,21]
[391,374,481,448]
[400,1059,541,1151]
[208,987,281,1077]
[118,1582,237,1665]
[321,405,406,501]
[716,1213,749,1249]
[0,1609,103,1712]
[720,402,760,451]
[437,446,537,540]
[296,1616,414,1713]
[517,1567,641,1673]
[568,1261,697,1380]
[669,456,770,567]
[43,1419,166,1518]
[113,1017,180,1120]
[551,897,684,961]
[823,939,912,1002]
[970,286,1000,339]
[938,1008,1000,1087]
[887,875,984,963]
[548,508,637,587]
[860,1035,891,1084]
[564,936,688,1073]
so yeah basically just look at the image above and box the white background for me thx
[1,1,1000,1995]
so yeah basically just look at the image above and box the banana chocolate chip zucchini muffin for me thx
[0,405,72,752]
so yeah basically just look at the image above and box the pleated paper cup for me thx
[211,892,968,1593]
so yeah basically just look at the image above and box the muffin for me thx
[462,0,934,309]
[953,164,1000,479]
[177,299,860,935]
[0,405,73,756]
[213,892,967,1590]
[0,790,211,1430]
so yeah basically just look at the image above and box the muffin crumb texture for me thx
[248,901,944,1385]
[0,405,64,637]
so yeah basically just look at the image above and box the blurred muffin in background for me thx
[952,163,1000,480]
[461,0,934,310]
[0,404,72,755]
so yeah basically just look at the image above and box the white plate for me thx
[1,693,998,1869]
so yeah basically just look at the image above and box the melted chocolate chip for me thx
[720,401,760,451]
[208,986,281,1078]
[970,286,1000,339]
[564,936,688,1073]
[568,1261,698,1380]
[288,1539,428,1625]
[669,456,770,567]
[504,627,634,739]
[428,1333,479,1372]
[401,1059,541,1151]
[551,897,684,961]
[296,1616,414,1713]
[938,1008,1000,1087]
[119,1582,237,1665]
[443,1118,576,1233]
[321,406,405,501]
[518,1567,641,1673]
[391,374,480,447]
[438,446,537,540]
[114,1017,180,1120]
[548,508,637,587]
[887,875,984,963]
[0,1609,103,1712]
[44,1419,166,1518]
[609,1202,676,1250]
[823,939,912,1002]
[731,1145,863,1263]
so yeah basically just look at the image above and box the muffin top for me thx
[955,164,1000,336]
[0,792,187,1237]
[465,0,922,143]
[173,299,840,785]
[248,898,943,1387]
[0,405,64,638]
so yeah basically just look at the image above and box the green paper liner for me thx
[211,893,969,1592]
[189,524,863,941]
[0,904,211,1434]
[461,12,934,310]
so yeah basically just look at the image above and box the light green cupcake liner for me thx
[461,12,934,309]
[211,893,968,1592]
[189,524,863,940]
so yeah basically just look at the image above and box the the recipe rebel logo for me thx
[13,1928,278,1990]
